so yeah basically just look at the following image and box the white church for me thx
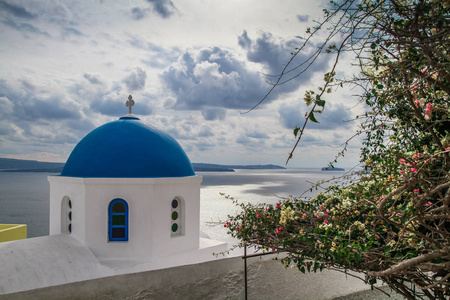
[0,96,228,295]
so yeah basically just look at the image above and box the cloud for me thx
[162,31,332,115]
[131,0,175,19]
[247,131,269,139]
[62,27,84,37]
[127,36,179,68]
[1,18,50,37]
[297,14,310,22]
[0,96,14,118]
[146,0,175,18]
[198,125,214,137]
[0,81,81,122]
[123,68,147,91]
[0,1,35,19]
[83,73,103,85]
[202,108,226,121]
[161,46,268,112]
[131,7,147,20]
[90,94,153,117]
[278,101,354,130]
[239,30,330,83]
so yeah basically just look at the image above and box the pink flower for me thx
[224,224,227,227]
[302,213,307,218]
[279,227,283,231]
[411,168,417,172]
[323,220,329,224]
[412,153,422,159]
[425,201,432,207]
[425,103,433,118]
[400,158,406,164]
[400,170,405,174]
[413,188,420,193]
[267,216,270,219]
[276,203,281,208]
[256,214,260,218]
[276,230,280,234]
[320,205,324,210]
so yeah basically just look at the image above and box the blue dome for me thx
[61,116,195,178]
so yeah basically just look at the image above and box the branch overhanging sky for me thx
[0,0,363,168]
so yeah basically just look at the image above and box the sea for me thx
[0,169,345,243]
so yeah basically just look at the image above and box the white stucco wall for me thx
[0,249,395,300]
[48,175,204,260]
[0,234,113,295]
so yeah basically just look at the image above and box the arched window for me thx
[61,196,72,234]
[108,198,128,242]
[171,197,184,237]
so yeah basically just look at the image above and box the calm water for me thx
[0,169,343,241]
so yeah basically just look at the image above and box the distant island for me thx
[321,167,345,171]
[0,158,285,173]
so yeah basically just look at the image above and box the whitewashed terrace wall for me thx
[1,254,375,300]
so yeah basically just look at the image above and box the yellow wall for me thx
[0,224,27,242]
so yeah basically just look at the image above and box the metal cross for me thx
[126,95,135,114]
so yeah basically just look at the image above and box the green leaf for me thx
[293,127,300,137]
[309,112,319,123]
[316,99,326,107]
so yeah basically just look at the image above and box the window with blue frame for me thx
[108,198,128,241]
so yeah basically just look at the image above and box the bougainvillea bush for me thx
[225,0,449,299]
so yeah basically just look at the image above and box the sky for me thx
[0,0,364,168]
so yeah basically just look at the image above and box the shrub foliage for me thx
[226,1,449,299]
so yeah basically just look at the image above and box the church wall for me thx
[58,176,203,260]
[48,176,87,243]
[150,179,201,258]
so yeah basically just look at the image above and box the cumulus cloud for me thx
[162,31,331,116]
[0,79,94,159]
[131,0,175,20]
[161,46,267,112]
[239,30,328,78]
[202,108,226,121]
[123,68,147,91]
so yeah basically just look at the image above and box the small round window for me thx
[172,199,178,209]
[171,198,182,236]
